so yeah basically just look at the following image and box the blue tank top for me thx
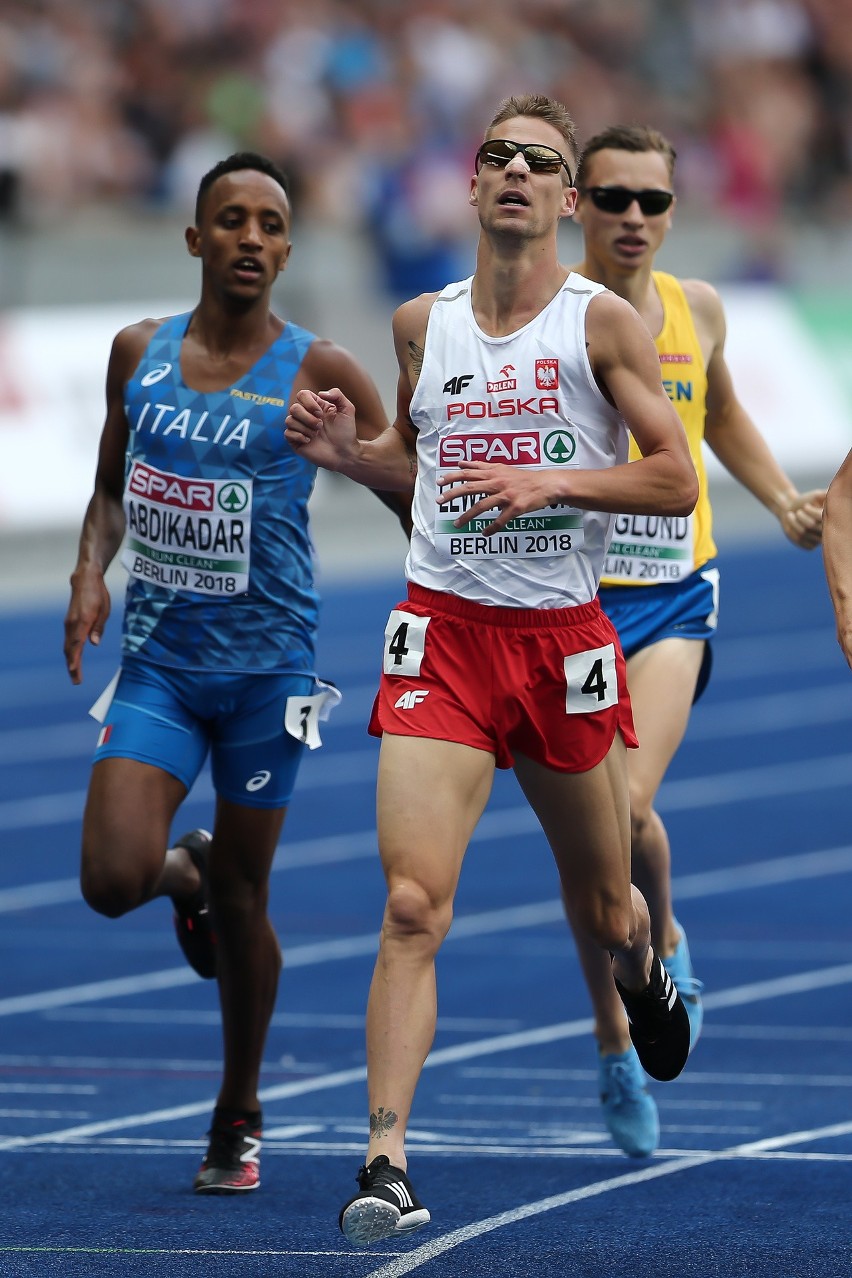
[119,312,319,673]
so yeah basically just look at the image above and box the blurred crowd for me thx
[1,0,851,296]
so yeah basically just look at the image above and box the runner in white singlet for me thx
[287,94,699,1245]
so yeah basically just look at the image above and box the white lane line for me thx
[436,1093,762,1112]
[702,1024,852,1042]
[0,1247,395,1258]
[702,964,852,1010]
[462,1065,852,1089]
[0,968,200,1017]
[1,962,851,1153]
[3,746,852,834]
[4,841,851,1015]
[45,1010,521,1034]
[4,843,852,1012]
[0,900,579,1018]
[0,751,370,832]
[1,790,850,915]
[0,1083,96,1094]
[686,684,852,740]
[0,1109,91,1120]
[0,723,94,764]
[672,844,852,897]
[0,1065,368,1151]
[361,1119,852,1278]
[658,753,852,811]
[712,628,839,680]
[13,1136,852,1162]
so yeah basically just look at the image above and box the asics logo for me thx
[394,690,429,710]
[246,770,272,792]
[140,363,172,386]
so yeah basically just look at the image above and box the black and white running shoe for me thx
[339,1155,430,1246]
[613,950,691,1082]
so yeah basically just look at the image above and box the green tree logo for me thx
[218,483,249,513]
[543,430,576,464]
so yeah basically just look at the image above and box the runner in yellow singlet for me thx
[565,124,826,1159]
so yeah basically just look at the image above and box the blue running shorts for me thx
[89,658,340,808]
[599,562,719,703]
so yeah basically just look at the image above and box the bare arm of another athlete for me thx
[440,291,697,536]
[691,279,825,550]
[286,295,431,491]
[298,338,413,535]
[63,323,150,685]
[824,446,852,668]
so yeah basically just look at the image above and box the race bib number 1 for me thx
[284,680,343,750]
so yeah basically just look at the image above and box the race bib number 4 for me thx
[121,460,252,596]
[383,610,430,675]
[564,644,618,714]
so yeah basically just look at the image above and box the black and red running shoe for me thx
[194,1108,262,1194]
[171,829,217,979]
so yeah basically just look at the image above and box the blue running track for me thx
[0,539,850,1276]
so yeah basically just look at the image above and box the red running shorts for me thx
[369,582,637,773]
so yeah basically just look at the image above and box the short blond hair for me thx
[486,94,579,178]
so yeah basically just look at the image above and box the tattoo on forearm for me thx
[405,438,418,476]
[408,341,424,374]
[370,1106,399,1139]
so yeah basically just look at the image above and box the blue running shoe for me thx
[665,918,704,1051]
[598,1047,659,1158]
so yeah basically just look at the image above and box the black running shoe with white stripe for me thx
[613,950,691,1082]
[339,1155,430,1246]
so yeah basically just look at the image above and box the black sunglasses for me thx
[582,186,674,215]
[476,138,573,184]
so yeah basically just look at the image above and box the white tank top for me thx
[406,272,628,608]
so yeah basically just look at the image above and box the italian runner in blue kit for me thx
[63,152,409,1197]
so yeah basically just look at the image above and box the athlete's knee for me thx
[208,859,270,928]
[383,878,453,951]
[627,781,655,847]
[573,892,633,954]
[80,854,152,918]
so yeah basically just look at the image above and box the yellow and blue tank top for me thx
[601,271,716,587]
[119,312,319,672]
